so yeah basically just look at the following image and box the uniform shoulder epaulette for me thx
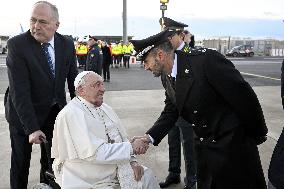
[188,48,207,56]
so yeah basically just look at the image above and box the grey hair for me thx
[149,41,173,56]
[34,1,59,21]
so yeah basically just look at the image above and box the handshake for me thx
[130,135,151,155]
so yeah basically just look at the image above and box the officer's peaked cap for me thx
[88,35,98,41]
[159,17,188,31]
[130,29,173,60]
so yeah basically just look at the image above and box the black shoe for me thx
[184,181,197,189]
[183,184,196,189]
[159,175,180,188]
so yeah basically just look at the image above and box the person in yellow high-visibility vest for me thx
[112,42,123,68]
[122,42,133,68]
[117,42,123,67]
[76,42,88,68]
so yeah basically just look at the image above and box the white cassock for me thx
[51,97,159,189]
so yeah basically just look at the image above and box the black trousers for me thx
[113,55,122,67]
[102,63,110,80]
[123,55,130,68]
[9,105,60,189]
[76,55,86,66]
[167,117,196,185]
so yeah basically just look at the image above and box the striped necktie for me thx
[42,43,55,77]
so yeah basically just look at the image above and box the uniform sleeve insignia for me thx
[188,48,207,56]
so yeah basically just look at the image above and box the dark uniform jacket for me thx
[4,31,78,135]
[86,44,103,75]
[281,59,284,108]
[147,48,268,188]
[160,43,190,103]
[269,127,284,189]
[148,48,267,145]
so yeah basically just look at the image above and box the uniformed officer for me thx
[75,41,88,69]
[130,29,268,189]
[85,36,103,75]
[183,30,195,49]
[158,17,197,189]
[122,42,133,68]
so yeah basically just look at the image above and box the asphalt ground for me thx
[0,56,284,188]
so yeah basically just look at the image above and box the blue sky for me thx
[0,0,283,40]
[64,17,284,40]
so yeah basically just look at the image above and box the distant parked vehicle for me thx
[226,45,254,57]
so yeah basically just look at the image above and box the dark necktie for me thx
[42,43,55,77]
[170,76,176,90]
[165,75,176,105]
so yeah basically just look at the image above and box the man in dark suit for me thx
[101,41,112,82]
[267,58,284,189]
[130,29,268,189]
[4,1,78,189]
[281,59,284,109]
[158,17,196,189]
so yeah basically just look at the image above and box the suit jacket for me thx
[268,127,284,188]
[147,48,267,146]
[281,59,284,109]
[4,31,78,135]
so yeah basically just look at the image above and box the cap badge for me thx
[137,45,155,59]
[185,69,190,74]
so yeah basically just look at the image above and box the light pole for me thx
[160,0,169,30]
[160,0,169,19]
[122,0,127,44]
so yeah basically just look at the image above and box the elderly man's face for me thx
[144,49,174,77]
[83,74,105,107]
[30,3,59,43]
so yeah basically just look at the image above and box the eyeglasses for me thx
[168,33,177,40]
[90,81,104,88]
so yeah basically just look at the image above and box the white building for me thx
[202,37,284,56]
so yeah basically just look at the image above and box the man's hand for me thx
[130,161,144,181]
[29,130,46,144]
[131,135,150,155]
[131,134,151,143]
